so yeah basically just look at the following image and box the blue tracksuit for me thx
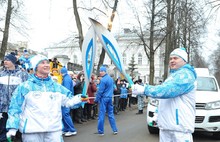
[95,73,118,134]
[61,73,76,133]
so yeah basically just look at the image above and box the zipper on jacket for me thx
[7,72,11,101]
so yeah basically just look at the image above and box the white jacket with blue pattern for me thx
[145,64,197,133]
[6,74,81,133]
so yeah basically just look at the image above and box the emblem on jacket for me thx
[33,92,42,99]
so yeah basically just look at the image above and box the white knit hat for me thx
[170,47,188,62]
[30,55,48,71]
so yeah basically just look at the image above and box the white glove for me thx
[65,94,82,107]
[6,129,17,138]
[132,84,145,95]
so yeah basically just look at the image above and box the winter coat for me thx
[0,66,28,112]
[87,81,97,104]
[144,64,197,133]
[120,87,128,99]
[74,79,84,95]
[114,82,121,96]
[6,74,82,133]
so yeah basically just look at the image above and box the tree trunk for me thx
[73,0,83,51]
[164,0,175,80]
[149,0,156,85]
[164,0,171,80]
[0,0,13,60]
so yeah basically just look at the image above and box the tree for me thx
[146,0,167,85]
[73,0,83,51]
[126,0,207,83]
[127,0,166,85]
[211,46,220,84]
[128,54,138,80]
[0,0,28,60]
[210,45,220,84]
[163,0,207,80]
[164,0,176,80]
[207,0,220,11]
[191,47,208,68]
[0,0,12,60]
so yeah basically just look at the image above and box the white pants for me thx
[159,129,193,142]
[22,131,63,142]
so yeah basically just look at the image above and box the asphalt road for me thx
[64,106,220,142]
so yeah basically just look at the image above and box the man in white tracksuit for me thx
[6,55,88,142]
[133,47,197,142]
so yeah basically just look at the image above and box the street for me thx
[64,106,219,142]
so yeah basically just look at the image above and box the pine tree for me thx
[128,54,138,80]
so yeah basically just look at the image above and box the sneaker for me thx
[94,132,104,136]
[62,131,66,135]
[81,119,87,122]
[113,131,118,135]
[64,131,77,137]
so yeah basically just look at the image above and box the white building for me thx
[45,30,164,84]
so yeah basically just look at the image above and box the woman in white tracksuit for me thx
[133,47,197,142]
[6,55,87,142]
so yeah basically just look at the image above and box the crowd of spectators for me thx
[0,50,142,140]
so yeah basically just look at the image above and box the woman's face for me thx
[36,60,50,76]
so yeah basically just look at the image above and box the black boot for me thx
[136,110,143,115]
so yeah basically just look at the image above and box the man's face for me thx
[36,60,50,75]
[99,71,106,77]
[169,56,186,70]
[4,59,15,69]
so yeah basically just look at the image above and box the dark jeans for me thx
[0,112,8,142]
[113,96,120,114]
[71,107,84,122]
[0,113,22,142]
[84,103,98,119]
[120,98,127,110]
[92,104,98,117]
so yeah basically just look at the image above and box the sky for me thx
[9,0,77,51]
[4,0,220,55]
[201,5,220,55]
[7,0,145,52]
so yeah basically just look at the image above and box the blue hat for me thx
[61,66,68,74]
[99,66,107,72]
[4,53,17,65]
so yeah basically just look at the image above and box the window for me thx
[123,53,126,65]
[138,53,142,65]
[197,77,218,91]
[73,55,77,63]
